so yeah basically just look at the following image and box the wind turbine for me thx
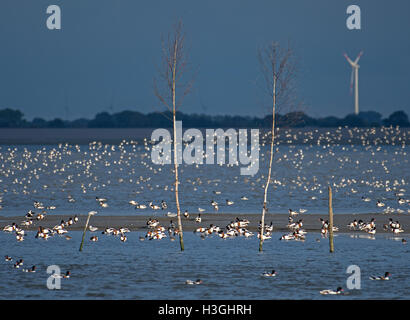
[344,51,363,115]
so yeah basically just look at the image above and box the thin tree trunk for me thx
[79,213,92,252]
[172,38,184,251]
[328,186,334,253]
[259,77,276,252]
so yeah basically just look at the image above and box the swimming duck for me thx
[226,199,234,206]
[243,230,254,237]
[389,219,401,230]
[25,210,35,218]
[56,228,68,235]
[149,202,160,210]
[13,259,24,268]
[161,200,168,210]
[376,200,385,207]
[369,272,391,280]
[257,233,272,240]
[289,209,299,216]
[5,255,12,261]
[262,270,277,277]
[320,287,344,295]
[99,202,109,208]
[241,196,249,200]
[195,214,202,223]
[166,212,177,218]
[3,223,17,232]
[129,200,138,206]
[147,219,159,228]
[22,266,36,273]
[89,225,98,232]
[152,232,167,240]
[367,227,376,235]
[20,220,33,227]
[96,197,107,203]
[218,232,229,239]
[194,227,207,234]
[52,271,71,279]
[102,227,114,234]
[183,211,189,219]
[186,279,203,285]
[347,219,358,229]
[393,228,404,234]
[90,236,98,242]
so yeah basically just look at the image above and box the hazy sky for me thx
[0,0,409,120]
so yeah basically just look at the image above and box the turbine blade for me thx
[354,51,363,64]
[344,53,354,66]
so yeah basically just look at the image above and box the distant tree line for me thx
[0,108,409,128]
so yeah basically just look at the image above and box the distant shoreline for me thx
[0,127,409,145]
[1,212,408,235]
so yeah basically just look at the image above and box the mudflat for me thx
[0,212,408,234]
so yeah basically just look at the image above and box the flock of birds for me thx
[0,127,408,219]
[2,200,81,242]
[346,217,405,238]
[4,255,71,278]
[0,127,409,297]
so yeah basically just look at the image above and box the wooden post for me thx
[328,186,334,253]
[79,211,96,252]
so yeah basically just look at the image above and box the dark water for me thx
[0,142,408,216]
[0,231,409,299]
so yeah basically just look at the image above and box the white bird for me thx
[166,212,177,218]
[320,287,344,295]
[289,209,299,216]
[376,200,385,207]
[89,226,98,232]
[186,279,203,285]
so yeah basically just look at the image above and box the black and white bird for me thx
[370,272,391,280]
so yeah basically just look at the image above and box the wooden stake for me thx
[328,186,334,253]
[79,211,96,252]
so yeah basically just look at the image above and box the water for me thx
[0,143,408,217]
[0,132,409,300]
[1,231,409,299]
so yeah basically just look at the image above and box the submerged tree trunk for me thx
[259,77,276,252]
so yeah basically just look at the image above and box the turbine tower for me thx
[344,51,363,115]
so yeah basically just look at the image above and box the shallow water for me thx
[0,143,408,217]
[1,231,409,299]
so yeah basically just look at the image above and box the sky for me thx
[0,0,409,121]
